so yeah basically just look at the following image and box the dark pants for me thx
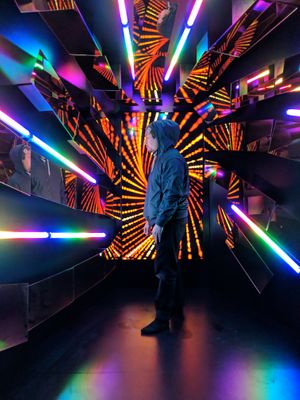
[154,218,187,321]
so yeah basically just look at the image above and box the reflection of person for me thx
[141,120,189,335]
[8,144,31,194]
[31,152,67,205]
[157,2,177,38]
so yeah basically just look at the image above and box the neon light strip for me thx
[279,84,291,91]
[165,27,191,81]
[0,111,30,137]
[0,231,106,239]
[123,25,135,79]
[34,63,44,70]
[0,110,97,184]
[165,0,204,81]
[0,232,48,239]
[247,69,270,84]
[50,232,106,238]
[117,0,135,79]
[31,136,97,183]
[231,205,300,273]
[187,0,204,27]
[117,0,128,25]
[286,109,300,117]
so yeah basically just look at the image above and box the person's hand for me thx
[152,224,163,245]
[143,221,151,235]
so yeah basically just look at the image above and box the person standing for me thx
[8,143,31,195]
[141,119,189,335]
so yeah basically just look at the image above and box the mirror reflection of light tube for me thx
[164,0,204,81]
[117,0,135,79]
[0,109,97,184]
[231,204,300,274]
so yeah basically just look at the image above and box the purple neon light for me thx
[286,109,300,117]
[50,232,106,239]
[0,110,97,184]
[187,0,204,27]
[0,232,49,239]
[117,0,128,25]
[253,0,271,13]
[0,110,30,137]
[0,231,106,240]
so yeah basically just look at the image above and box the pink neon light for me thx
[0,232,49,239]
[0,232,106,239]
[187,0,204,27]
[279,84,292,91]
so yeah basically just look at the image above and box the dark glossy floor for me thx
[1,271,300,400]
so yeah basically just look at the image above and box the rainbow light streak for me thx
[123,26,135,79]
[0,232,106,240]
[165,0,204,81]
[117,0,128,25]
[50,232,106,239]
[164,27,191,81]
[31,135,97,184]
[231,204,300,273]
[0,110,97,184]
[247,69,270,84]
[0,232,48,239]
[0,110,30,137]
[286,109,300,117]
[187,0,204,27]
[117,0,135,79]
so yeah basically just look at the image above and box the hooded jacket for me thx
[8,144,31,194]
[143,119,189,227]
[31,152,67,205]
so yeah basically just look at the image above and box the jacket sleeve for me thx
[155,157,185,227]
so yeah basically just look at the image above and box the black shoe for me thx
[141,319,169,335]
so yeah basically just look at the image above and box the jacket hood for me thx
[9,144,28,174]
[148,119,180,154]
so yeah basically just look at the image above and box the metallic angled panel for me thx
[177,0,297,103]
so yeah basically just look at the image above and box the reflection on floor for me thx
[1,283,300,400]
